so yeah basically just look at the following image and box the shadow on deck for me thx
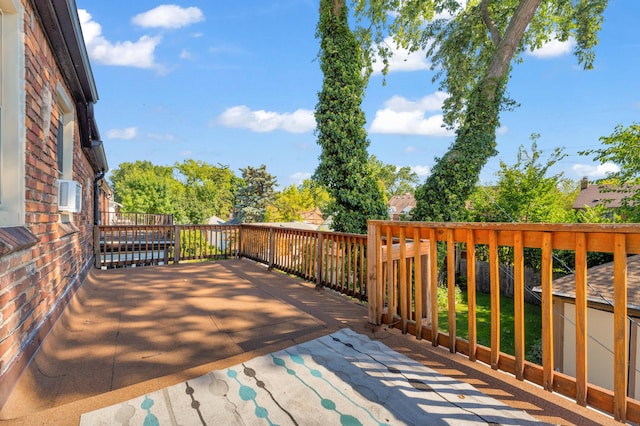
[0,259,618,425]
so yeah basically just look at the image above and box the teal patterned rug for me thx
[79,329,544,425]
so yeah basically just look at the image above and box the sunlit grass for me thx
[438,287,542,363]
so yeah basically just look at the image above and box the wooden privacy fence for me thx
[366,220,640,423]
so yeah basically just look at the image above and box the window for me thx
[0,0,26,227]
[55,83,74,180]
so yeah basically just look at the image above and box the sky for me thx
[75,1,640,190]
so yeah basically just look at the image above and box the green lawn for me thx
[437,288,542,363]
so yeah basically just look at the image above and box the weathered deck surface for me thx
[0,259,618,425]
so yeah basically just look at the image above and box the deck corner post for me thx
[367,221,380,325]
[173,226,181,264]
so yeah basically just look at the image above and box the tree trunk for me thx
[413,0,542,222]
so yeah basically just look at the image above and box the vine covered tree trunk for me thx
[413,0,541,221]
[412,81,505,221]
[353,0,607,222]
[315,0,388,233]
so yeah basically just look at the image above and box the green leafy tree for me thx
[580,123,640,222]
[467,136,575,223]
[354,0,607,221]
[468,138,579,270]
[266,179,331,223]
[109,160,180,215]
[174,160,241,224]
[368,155,419,198]
[234,165,277,223]
[315,0,388,233]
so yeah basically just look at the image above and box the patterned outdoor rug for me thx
[79,328,544,425]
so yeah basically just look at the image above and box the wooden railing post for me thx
[613,233,628,422]
[268,227,275,270]
[367,221,380,325]
[173,226,181,264]
[316,231,323,288]
[541,232,554,391]
[94,225,102,268]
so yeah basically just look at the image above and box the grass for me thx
[437,286,543,363]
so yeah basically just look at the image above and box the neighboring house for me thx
[388,193,415,220]
[534,256,640,398]
[300,207,324,226]
[0,0,108,408]
[573,177,639,213]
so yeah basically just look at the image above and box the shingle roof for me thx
[388,193,416,219]
[535,255,640,311]
[573,184,639,209]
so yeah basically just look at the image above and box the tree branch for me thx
[483,0,542,99]
[480,0,501,46]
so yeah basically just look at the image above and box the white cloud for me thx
[180,49,193,59]
[405,146,417,153]
[496,126,509,136]
[147,133,176,141]
[411,165,431,178]
[572,162,620,178]
[78,10,161,69]
[528,37,575,59]
[132,5,204,29]
[215,105,315,133]
[290,172,312,184]
[370,92,454,136]
[371,37,430,74]
[106,127,138,140]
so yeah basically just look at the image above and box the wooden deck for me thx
[0,259,619,425]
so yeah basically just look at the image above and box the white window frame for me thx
[55,83,74,181]
[0,0,25,227]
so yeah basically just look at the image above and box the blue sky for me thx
[75,1,640,190]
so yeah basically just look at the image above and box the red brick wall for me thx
[0,0,98,407]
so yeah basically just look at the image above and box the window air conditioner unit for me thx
[57,180,82,213]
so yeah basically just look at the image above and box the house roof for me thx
[535,255,640,312]
[573,184,639,209]
[388,193,416,213]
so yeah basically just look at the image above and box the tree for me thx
[467,136,575,223]
[315,0,389,234]
[265,179,331,223]
[109,160,180,215]
[174,160,241,224]
[234,165,277,223]
[580,122,640,221]
[368,155,419,198]
[353,0,607,221]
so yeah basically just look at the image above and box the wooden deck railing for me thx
[100,211,174,226]
[95,225,239,268]
[95,220,640,422]
[366,220,640,423]
[240,225,368,300]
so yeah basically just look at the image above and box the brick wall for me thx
[0,0,97,407]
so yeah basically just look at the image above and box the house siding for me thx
[0,0,99,408]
